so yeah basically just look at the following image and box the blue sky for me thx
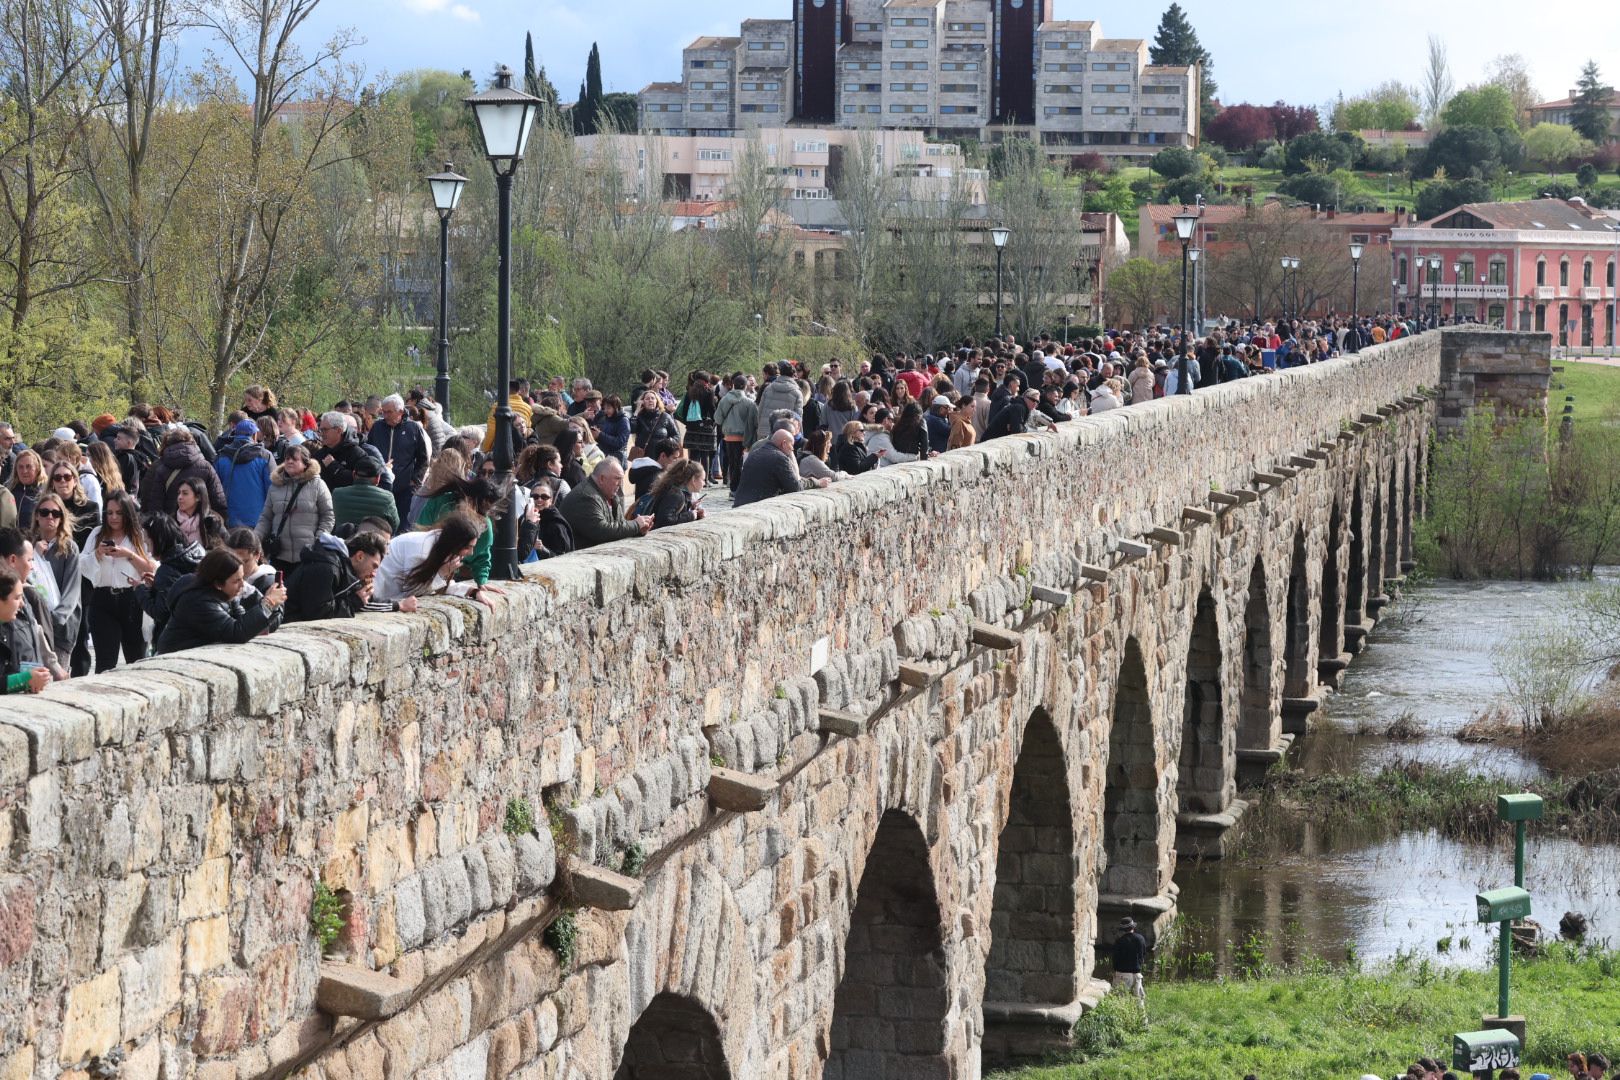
[288,0,1617,111]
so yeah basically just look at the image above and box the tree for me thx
[1415,177,1492,221]
[1269,102,1320,141]
[1441,85,1518,132]
[1569,61,1612,144]
[832,132,893,340]
[1331,81,1420,133]
[1484,54,1538,128]
[1277,172,1338,207]
[1419,125,1503,179]
[523,31,561,121]
[1084,173,1135,217]
[996,140,1083,341]
[1421,34,1454,129]
[1206,104,1277,151]
[1283,131,1352,175]
[1104,258,1172,329]
[1522,123,1590,170]
[1148,3,1216,130]
[599,92,638,133]
[1149,146,1198,179]
[572,42,604,135]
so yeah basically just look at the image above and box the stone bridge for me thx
[0,329,1548,1080]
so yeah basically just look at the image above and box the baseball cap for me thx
[931,395,952,409]
[232,419,259,438]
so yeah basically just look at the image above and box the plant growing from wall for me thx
[311,881,346,955]
[620,842,648,878]
[544,909,579,967]
[504,797,535,837]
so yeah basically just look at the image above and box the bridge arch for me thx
[987,709,1079,1010]
[1347,483,1367,626]
[1368,475,1386,604]
[1237,557,1275,758]
[1099,637,1160,902]
[826,809,950,1079]
[1386,457,1403,576]
[1177,590,1224,816]
[1283,529,1312,699]
[1319,499,1345,666]
[615,993,731,1080]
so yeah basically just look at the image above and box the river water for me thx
[1171,576,1620,971]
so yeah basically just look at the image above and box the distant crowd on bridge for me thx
[2,309,1437,694]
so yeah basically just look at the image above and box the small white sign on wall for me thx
[810,636,831,675]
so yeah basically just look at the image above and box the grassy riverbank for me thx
[987,944,1619,1080]
[1558,360,1620,427]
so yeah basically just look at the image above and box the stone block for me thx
[709,767,777,813]
[24,771,62,851]
[394,876,426,952]
[514,832,556,897]
[4,697,96,771]
[569,864,641,911]
[59,967,121,1063]
[119,931,181,1040]
[317,961,416,1020]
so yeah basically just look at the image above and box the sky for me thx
[283,0,1619,112]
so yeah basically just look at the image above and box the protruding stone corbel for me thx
[1182,506,1216,525]
[317,962,415,1021]
[1078,564,1109,584]
[1113,538,1152,560]
[818,709,865,738]
[1030,584,1071,606]
[1253,471,1285,487]
[1289,455,1317,469]
[897,661,941,688]
[1209,491,1242,507]
[971,621,1024,651]
[1272,465,1300,479]
[1359,412,1384,425]
[1233,488,1260,504]
[1308,447,1332,460]
[1339,428,1360,442]
[1146,526,1184,546]
[708,767,777,813]
[571,863,643,910]
[1377,404,1398,416]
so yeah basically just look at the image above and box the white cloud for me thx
[402,0,480,21]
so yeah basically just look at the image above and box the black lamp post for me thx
[1349,241,1363,350]
[991,225,1011,337]
[426,162,468,420]
[1189,246,1202,336]
[1173,208,1197,343]
[465,65,541,582]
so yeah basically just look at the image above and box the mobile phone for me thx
[275,570,284,586]
[693,493,706,505]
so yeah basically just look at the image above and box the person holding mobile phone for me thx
[649,461,707,530]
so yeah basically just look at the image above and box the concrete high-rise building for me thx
[639,1,1196,164]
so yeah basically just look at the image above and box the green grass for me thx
[1556,360,1620,426]
[988,944,1620,1080]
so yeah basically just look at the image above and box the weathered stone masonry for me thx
[0,330,1546,1080]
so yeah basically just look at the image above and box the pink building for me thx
[1392,198,1620,350]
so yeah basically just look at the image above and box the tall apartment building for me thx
[638,1,1197,164]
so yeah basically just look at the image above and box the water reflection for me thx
[1172,574,1620,973]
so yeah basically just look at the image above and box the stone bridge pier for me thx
[0,329,1548,1079]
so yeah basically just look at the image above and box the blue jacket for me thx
[214,440,273,528]
[592,412,632,462]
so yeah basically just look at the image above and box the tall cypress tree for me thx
[523,31,561,121]
[1149,3,1218,130]
[1570,61,1612,144]
[571,43,604,135]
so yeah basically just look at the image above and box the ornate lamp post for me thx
[1188,246,1203,338]
[464,65,542,582]
[426,162,468,420]
[1349,241,1363,320]
[991,225,1011,338]
[1173,208,1198,342]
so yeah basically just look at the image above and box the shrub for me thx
[311,881,346,955]
[504,797,535,837]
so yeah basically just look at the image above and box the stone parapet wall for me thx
[0,331,1462,1079]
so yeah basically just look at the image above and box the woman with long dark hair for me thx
[174,476,227,550]
[79,490,155,671]
[28,491,84,674]
[648,460,706,529]
[373,511,501,605]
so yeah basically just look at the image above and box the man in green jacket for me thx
[331,457,401,533]
[559,459,652,549]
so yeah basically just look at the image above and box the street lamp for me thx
[1279,255,1300,322]
[1188,246,1203,344]
[1391,278,1399,322]
[465,64,541,582]
[1349,241,1364,350]
[426,162,468,421]
[991,225,1011,337]
[1173,208,1198,341]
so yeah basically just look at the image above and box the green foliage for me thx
[1441,84,1519,131]
[1419,124,1506,179]
[1148,3,1216,125]
[1082,172,1134,215]
[620,842,648,878]
[991,947,1620,1079]
[1282,131,1353,175]
[310,881,346,955]
[504,797,535,837]
[1331,81,1421,133]
[1276,172,1340,207]
[1414,176,1493,220]
[1523,123,1592,170]
[1149,146,1198,180]
[1569,61,1612,144]
[543,909,579,967]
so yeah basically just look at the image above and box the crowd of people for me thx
[1,310,1429,694]
[1350,1048,1610,1080]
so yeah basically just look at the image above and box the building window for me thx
[1584,259,1594,287]
[1043,84,1078,94]
[891,61,928,70]
[1488,259,1506,285]
[890,39,928,49]
[890,16,929,27]
[1091,62,1129,71]
[946,21,986,31]
[939,104,977,114]
[1457,256,1475,282]
[1560,259,1570,287]
[1141,85,1180,95]
[1091,105,1129,115]
[1398,257,1407,285]
[940,83,977,93]
[1141,106,1180,116]
[888,104,927,113]
[697,148,732,160]
[853,21,879,31]
[890,82,927,92]
[1536,259,1546,285]
[941,61,980,71]
[1609,259,1616,288]
[1090,83,1130,93]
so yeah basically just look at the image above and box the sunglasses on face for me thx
[36,508,62,519]
[52,473,73,481]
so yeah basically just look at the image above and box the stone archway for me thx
[1099,638,1159,903]
[1177,591,1224,818]
[825,810,949,1080]
[983,710,1080,1064]
[1347,484,1367,627]
[1385,459,1402,578]
[1237,559,1274,757]
[987,711,1078,1008]
[1319,499,1344,673]
[1367,486,1386,612]
[1402,452,1417,568]
[1282,531,1311,700]
[615,994,731,1080]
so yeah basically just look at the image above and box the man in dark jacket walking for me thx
[140,428,228,516]
[366,395,429,523]
[1110,916,1149,1022]
[732,431,828,508]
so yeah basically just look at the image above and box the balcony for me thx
[1534,286,1556,300]
[1583,286,1606,301]
[1419,283,1510,299]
